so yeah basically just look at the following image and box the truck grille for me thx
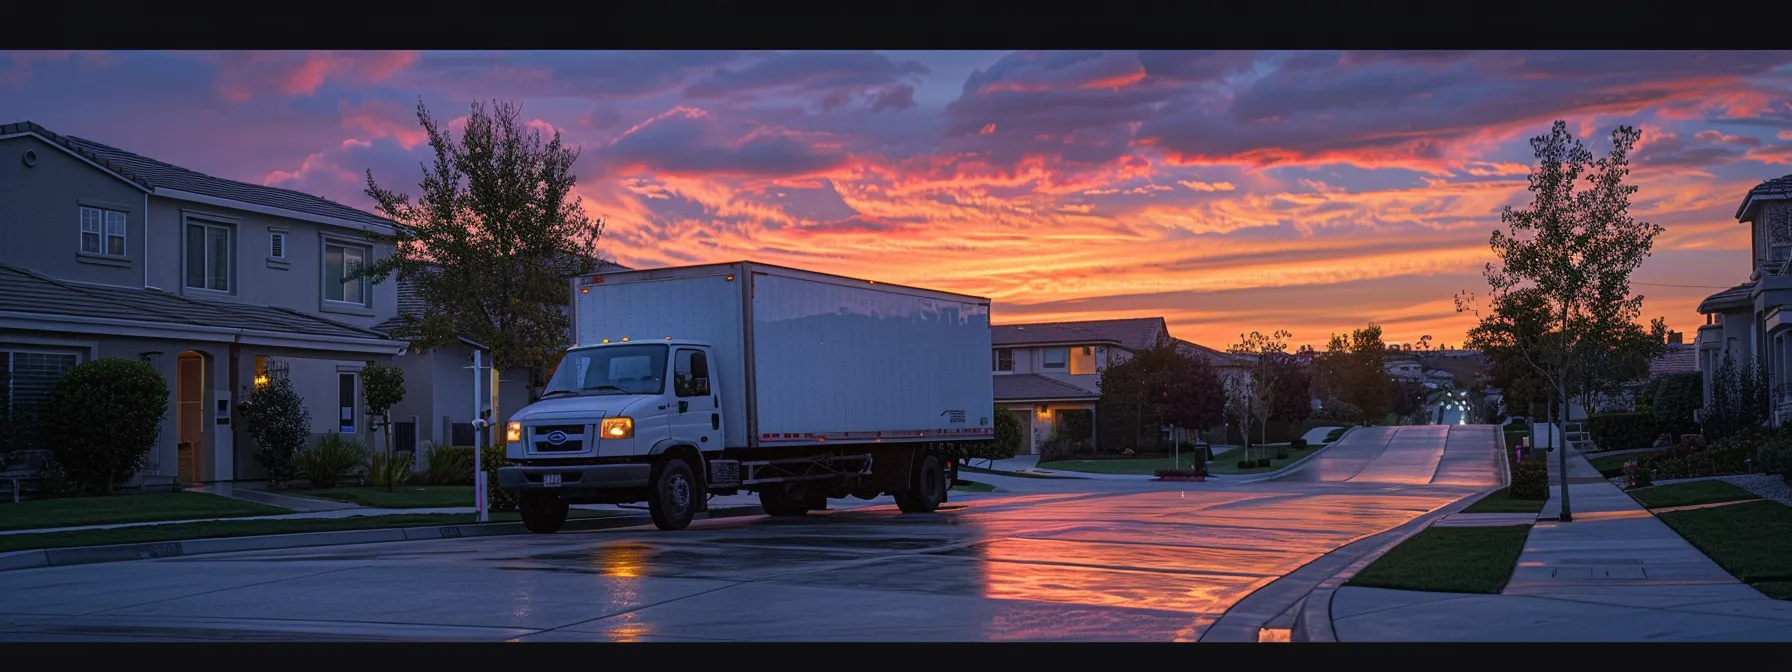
[531,424,587,453]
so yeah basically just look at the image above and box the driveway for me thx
[0,426,1503,642]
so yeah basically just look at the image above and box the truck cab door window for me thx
[674,349,710,398]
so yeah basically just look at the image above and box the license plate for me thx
[542,473,562,487]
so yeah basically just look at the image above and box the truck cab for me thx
[498,339,720,532]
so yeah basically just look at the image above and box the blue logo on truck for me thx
[545,430,569,445]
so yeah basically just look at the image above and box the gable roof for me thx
[991,317,1167,350]
[1737,173,1792,221]
[1,121,395,233]
[0,263,394,346]
[1650,344,1697,377]
[1698,282,1754,313]
[994,374,1099,402]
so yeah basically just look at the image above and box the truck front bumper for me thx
[497,464,651,492]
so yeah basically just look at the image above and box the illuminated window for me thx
[79,207,127,256]
[1069,346,1095,375]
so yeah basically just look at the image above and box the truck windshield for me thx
[541,344,669,397]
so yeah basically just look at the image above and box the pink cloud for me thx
[189,51,420,102]
[339,98,428,149]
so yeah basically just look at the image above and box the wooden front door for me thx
[177,352,205,483]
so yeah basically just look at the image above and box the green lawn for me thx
[289,486,474,508]
[1588,450,1667,478]
[1206,445,1322,475]
[1628,480,1760,509]
[1036,453,1218,475]
[951,480,996,493]
[1657,500,1792,600]
[1460,487,1547,514]
[1346,525,1531,594]
[0,493,290,532]
[0,509,627,553]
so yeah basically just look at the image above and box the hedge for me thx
[1586,412,1658,452]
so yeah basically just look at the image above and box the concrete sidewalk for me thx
[1327,447,1792,641]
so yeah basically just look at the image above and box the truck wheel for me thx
[894,453,946,514]
[519,491,569,534]
[758,484,813,517]
[649,458,700,531]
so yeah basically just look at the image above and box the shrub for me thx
[1651,372,1702,436]
[422,444,477,485]
[243,372,311,489]
[1275,447,1289,460]
[366,450,414,490]
[1056,409,1094,444]
[1236,460,1253,470]
[481,444,517,511]
[1038,436,1090,462]
[1586,412,1657,451]
[1759,433,1792,483]
[1255,457,1272,468]
[45,358,169,495]
[296,433,369,489]
[1510,458,1549,500]
[1642,435,1756,480]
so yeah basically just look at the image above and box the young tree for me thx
[1096,337,1226,453]
[1461,288,1561,425]
[1228,330,1293,456]
[1484,120,1663,522]
[1571,317,1667,415]
[360,361,406,455]
[362,99,609,387]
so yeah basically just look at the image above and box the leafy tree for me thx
[1096,336,1225,453]
[1483,120,1662,457]
[45,359,168,495]
[360,361,406,454]
[1388,377,1431,423]
[1651,372,1703,437]
[244,370,312,489]
[1571,317,1667,415]
[362,99,609,387]
[1703,351,1772,442]
[1461,288,1560,423]
[1270,348,1314,426]
[1317,324,1394,424]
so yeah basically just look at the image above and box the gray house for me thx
[1697,173,1792,426]
[0,121,532,488]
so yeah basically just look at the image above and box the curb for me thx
[1288,488,1492,642]
[0,504,766,573]
[958,464,1087,480]
[1231,426,1363,485]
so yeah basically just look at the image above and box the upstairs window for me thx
[79,206,127,256]
[325,243,370,305]
[269,231,287,259]
[1069,346,1096,375]
[1043,347,1068,370]
[185,221,232,292]
[993,349,1014,372]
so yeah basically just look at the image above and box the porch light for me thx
[253,373,270,388]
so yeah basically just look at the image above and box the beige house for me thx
[990,317,1241,454]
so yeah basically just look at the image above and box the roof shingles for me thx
[994,374,1099,401]
[0,264,391,342]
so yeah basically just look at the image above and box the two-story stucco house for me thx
[0,121,523,488]
[990,317,1243,454]
[1697,173,1792,426]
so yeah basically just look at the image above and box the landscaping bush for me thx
[243,372,311,489]
[1624,460,1653,489]
[1642,435,1756,480]
[1759,433,1792,483]
[481,444,518,511]
[1510,458,1549,500]
[1056,409,1094,445]
[1255,457,1272,468]
[45,358,169,495]
[1236,460,1253,470]
[296,433,369,489]
[1275,447,1289,459]
[421,444,477,485]
[366,450,415,491]
[1586,412,1657,452]
[1651,372,1703,437]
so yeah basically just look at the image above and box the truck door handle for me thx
[678,400,689,413]
[712,413,719,430]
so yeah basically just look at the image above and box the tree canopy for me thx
[1096,336,1225,453]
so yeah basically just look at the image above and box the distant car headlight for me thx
[601,417,635,440]
[506,422,522,444]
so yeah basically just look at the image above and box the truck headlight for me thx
[506,422,522,444]
[600,417,635,440]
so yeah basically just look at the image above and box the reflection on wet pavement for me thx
[0,425,1504,642]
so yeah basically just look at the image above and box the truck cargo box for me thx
[569,262,994,450]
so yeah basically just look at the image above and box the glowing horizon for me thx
[3,50,1785,349]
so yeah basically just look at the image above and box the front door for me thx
[177,352,205,483]
[1015,409,1037,455]
[671,348,721,450]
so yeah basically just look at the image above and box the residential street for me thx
[0,425,1502,642]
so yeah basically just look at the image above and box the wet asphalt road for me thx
[0,425,1503,642]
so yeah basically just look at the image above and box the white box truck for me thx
[496,261,995,531]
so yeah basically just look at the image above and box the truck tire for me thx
[894,453,946,514]
[758,484,813,517]
[649,457,700,531]
[519,491,569,534]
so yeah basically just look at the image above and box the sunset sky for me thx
[5,50,1791,350]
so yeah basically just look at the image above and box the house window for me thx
[1,350,80,452]
[1069,346,1096,375]
[185,221,232,292]
[338,371,358,434]
[79,206,127,256]
[1043,347,1068,370]
[993,349,1014,372]
[269,232,287,259]
[325,243,370,305]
